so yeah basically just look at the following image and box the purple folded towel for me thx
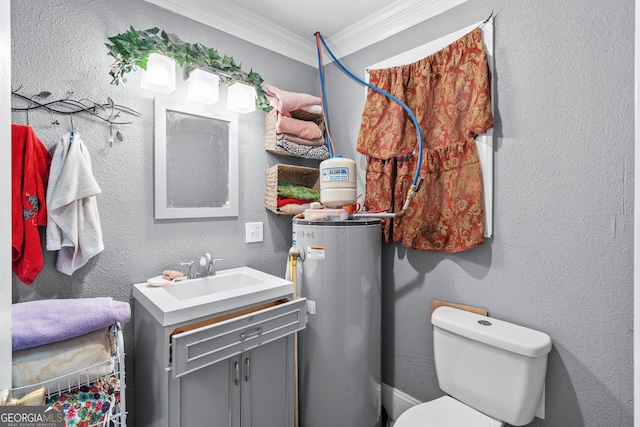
[12,297,131,351]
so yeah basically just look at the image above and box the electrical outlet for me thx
[245,222,263,243]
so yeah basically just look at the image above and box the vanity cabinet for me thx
[175,337,294,427]
[133,295,306,427]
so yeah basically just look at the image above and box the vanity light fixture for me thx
[107,27,272,111]
[140,53,176,94]
[186,68,220,105]
[227,81,256,113]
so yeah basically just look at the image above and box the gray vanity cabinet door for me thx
[241,336,295,427]
[177,356,241,427]
[175,336,294,427]
[134,296,304,427]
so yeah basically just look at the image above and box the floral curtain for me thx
[357,27,494,252]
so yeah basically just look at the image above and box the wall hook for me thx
[481,10,494,26]
[48,108,60,126]
[11,87,140,126]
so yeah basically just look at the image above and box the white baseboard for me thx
[381,383,422,421]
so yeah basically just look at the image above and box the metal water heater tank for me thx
[293,218,381,427]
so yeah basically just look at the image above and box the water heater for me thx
[293,218,381,427]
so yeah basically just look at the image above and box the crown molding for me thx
[145,0,318,66]
[329,0,468,59]
[144,0,468,67]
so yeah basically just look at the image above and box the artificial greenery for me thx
[105,26,271,112]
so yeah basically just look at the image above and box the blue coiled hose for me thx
[315,36,334,158]
[315,32,423,190]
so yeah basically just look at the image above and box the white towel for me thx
[46,131,103,275]
[12,327,115,388]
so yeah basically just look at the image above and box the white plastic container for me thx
[319,156,357,208]
[303,208,348,221]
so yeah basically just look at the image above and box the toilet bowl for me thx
[394,396,503,427]
[392,307,552,427]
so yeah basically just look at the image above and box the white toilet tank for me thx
[431,307,552,426]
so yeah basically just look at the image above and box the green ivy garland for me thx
[105,26,272,112]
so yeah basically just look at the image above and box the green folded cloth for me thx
[278,179,320,202]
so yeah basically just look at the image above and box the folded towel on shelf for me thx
[12,297,131,351]
[279,203,310,215]
[275,136,330,160]
[281,133,326,147]
[276,114,323,140]
[277,197,316,207]
[12,327,115,389]
[277,179,320,202]
[265,84,323,114]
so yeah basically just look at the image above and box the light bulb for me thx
[227,82,256,113]
[141,53,176,94]
[187,69,220,105]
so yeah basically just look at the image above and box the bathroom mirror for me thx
[154,98,239,219]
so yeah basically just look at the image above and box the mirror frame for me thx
[154,98,239,219]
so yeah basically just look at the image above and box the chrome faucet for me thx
[180,261,196,279]
[199,253,222,277]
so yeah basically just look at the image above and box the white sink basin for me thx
[133,266,294,326]
[164,270,264,300]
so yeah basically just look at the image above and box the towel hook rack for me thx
[11,86,141,143]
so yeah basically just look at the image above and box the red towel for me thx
[277,197,315,207]
[12,125,51,285]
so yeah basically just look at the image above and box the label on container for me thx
[307,246,325,260]
[322,167,349,182]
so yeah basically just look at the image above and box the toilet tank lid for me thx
[432,306,552,358]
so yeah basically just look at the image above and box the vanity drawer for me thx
[171,297,306,378]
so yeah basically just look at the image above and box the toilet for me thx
[395,306,552,427]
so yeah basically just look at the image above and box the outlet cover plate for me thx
[245,222,263,243]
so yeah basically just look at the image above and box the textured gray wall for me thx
[324,1,634,426]
[10,0,634,426]
[10,0,317,422]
